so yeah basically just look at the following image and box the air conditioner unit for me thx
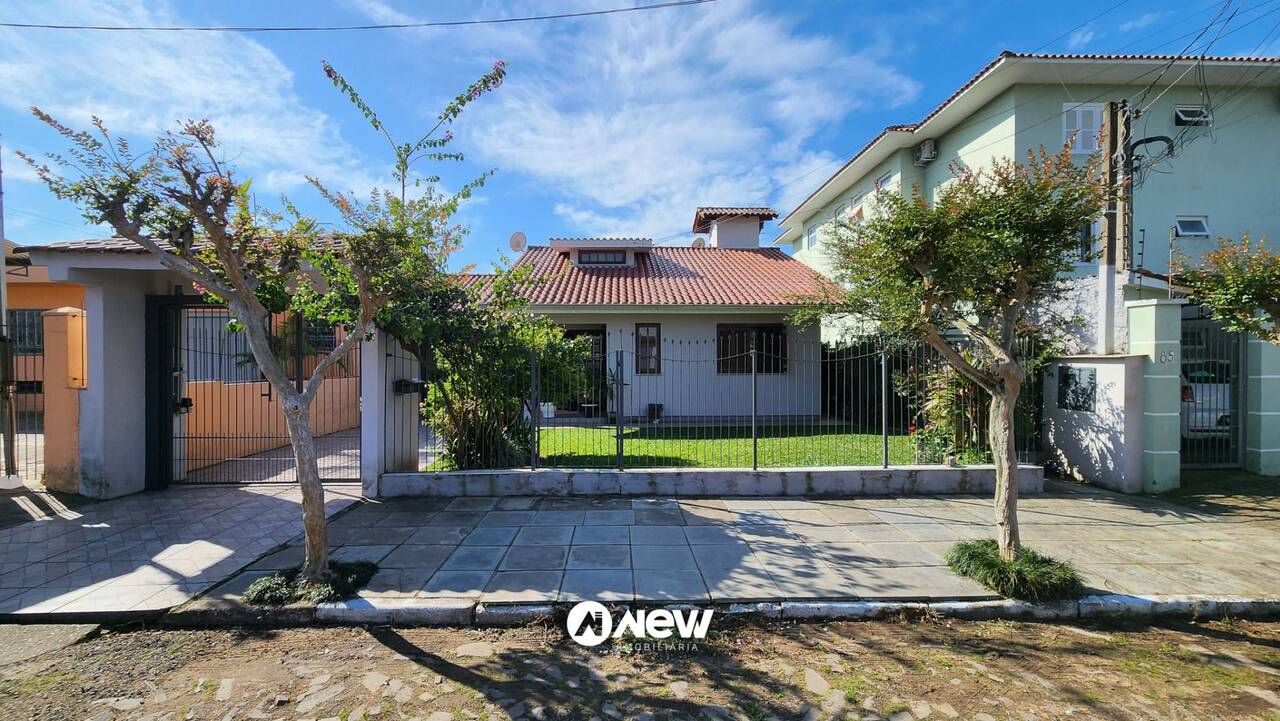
[913,139,938,166]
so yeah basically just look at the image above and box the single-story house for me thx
[506,207,831,423]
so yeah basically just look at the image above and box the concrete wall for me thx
[1043,355,1146,492]
[66,268,183,497]
[379,464,1045,497]
[1245,334,1280,475]
[542,312,822,420]
[40,308,83,493]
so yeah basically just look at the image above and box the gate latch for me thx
[174,397,194,414]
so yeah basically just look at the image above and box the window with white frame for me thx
[874,171,894,191]
[832,201,849,226]
[1174,105,1212,127]
[1175,215,1210,238]
[1063,103,1102,154]
[805,225,818,249]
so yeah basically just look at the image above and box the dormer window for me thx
[578,250,626,265]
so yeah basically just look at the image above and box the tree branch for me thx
[920,323,999,395]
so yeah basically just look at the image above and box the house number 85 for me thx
[1158,350,1177,364]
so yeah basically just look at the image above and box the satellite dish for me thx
[690,237,706,248]
[509,231,527,252]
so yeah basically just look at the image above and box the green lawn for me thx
[536,424,916,468]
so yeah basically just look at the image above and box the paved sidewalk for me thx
[244,481,1280,606]
[0,483,360,616]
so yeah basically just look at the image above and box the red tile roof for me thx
[23,237,157,253]
[509,245,831,307]
[692,207,779,232]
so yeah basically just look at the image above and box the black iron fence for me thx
[1,312,45,482]
[385,332,1043,473]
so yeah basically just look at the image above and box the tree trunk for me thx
[989,381,1022,561]
[282,393,328,580]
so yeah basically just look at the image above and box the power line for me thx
[0,0,718,32]
[754,1,1280,245]
[1030,0,1134,53]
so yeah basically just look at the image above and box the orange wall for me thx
[182,376,360,472]
[8,267,85,310]
[9,270,82,409]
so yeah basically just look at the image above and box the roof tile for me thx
[509,245,830,307]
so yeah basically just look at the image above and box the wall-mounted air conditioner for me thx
[913,139,938,166]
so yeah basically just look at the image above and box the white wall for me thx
[66,268,186,498]
[543,312,822,420]
[708,217,761,248]
[1042,355,1146,493]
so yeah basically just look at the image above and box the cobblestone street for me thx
[3,618,1279,721]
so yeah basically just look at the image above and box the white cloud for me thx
[1120,13,1162,33]
[352,0,920,241]
[1067,26,1097,50]
[0,0,380,195]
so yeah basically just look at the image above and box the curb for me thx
[275,593,1280,627]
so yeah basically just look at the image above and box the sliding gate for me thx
[146,297,361,487]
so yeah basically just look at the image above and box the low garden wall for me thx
[376,464,1044,497]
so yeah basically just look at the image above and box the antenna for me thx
[508,231,527,252]
[690,237,705,248]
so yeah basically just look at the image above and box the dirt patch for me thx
[2,616,1278,720]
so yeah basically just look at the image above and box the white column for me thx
[359,328,388,496]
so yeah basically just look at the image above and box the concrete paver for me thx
[316,481,1280,607]
[0,483,360,617]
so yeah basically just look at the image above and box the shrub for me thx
[242,560,378,606]
[945,539,1083,601]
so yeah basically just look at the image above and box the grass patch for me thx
[242,560,377,606]
[0,671,79,696]
[536,424,915,468]
[834,676,874,704]
[945,539,1083,601]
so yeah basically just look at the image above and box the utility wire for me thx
[653,1,1263,247]
[0,0,717,32]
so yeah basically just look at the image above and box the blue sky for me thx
[0,1,1270,271]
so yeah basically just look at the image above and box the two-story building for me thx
[776,51,1280,489]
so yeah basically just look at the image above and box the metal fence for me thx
[1,312,45,481]
[159,306,361,485]
[386,332,1042,473]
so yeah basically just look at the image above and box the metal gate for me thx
[6,309,45,481]
[1180,306,1242,467]
[146,297,360,487]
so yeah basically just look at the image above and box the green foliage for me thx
[242,561,378,606]
[316,59,592,470]
[241,573,294,606]
[1180,234,1280,345]
[805,145,1107,556]
[424,271,590,470]
[945,539,1083,601]
[822,147,1107,346]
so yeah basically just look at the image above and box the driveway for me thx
[0,483,360,616]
